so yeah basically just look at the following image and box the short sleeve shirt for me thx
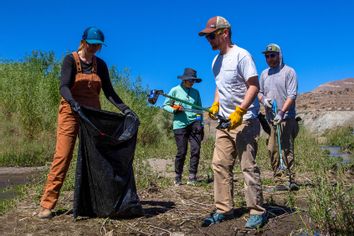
[212,45,260,119]
[259,64,298,119]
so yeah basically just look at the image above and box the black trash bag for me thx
[73,106,144,218]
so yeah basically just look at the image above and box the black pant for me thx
[173,121,204,177]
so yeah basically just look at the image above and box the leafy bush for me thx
[307,174,354,235]
[0,51,172,166]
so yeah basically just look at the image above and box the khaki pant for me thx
[267,119,299,181]
[212,119,265,215]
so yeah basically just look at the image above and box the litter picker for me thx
[148,89,210,112]
[147,89,231,129]
[272,100,286,171]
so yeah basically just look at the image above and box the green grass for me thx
[307,173,354,234]
[0,185,28,215]
[325,126,354,153]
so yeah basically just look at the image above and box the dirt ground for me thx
[0,167,317,236]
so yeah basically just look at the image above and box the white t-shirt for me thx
[212,45,260,120]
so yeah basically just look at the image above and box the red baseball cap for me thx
[199,16,231,36]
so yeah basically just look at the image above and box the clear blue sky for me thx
[1,0,353,107]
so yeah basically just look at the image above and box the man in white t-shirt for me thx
[199,16,267,229]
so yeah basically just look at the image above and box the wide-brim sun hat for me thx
[177,68,202,83]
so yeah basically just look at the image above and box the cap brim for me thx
[262,50,279,54]
[198,28,218,36]
[177,76,202,83]
[86,39,106,46]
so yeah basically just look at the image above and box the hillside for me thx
[297,78,354,111]
[297,78,354,133]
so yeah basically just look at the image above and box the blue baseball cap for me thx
[82,27,105,45]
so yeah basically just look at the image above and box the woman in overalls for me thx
[38,27,134,218]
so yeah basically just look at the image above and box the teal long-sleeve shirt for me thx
[163,83,203,130]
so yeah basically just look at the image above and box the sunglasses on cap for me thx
[265,53,278,59]
[205,30,223,40]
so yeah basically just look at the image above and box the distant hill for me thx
[297,78,354,112]
[297,78,354,133]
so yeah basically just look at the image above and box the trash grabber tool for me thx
[272,100,286,171]
[147,89,210,112]
[216,115,231,130]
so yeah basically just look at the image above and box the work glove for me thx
[273,110,285,125]
[261,97,272,109]
[69,100,81,113]
[119,108,140,141]
[208,101,219,120]
[228,106,247,130]
[171,104,184,113]
[123,108,138,118]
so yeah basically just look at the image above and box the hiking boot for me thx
[174,176,182,186]
[245,212,268,229]
[187,179,197,186]
[38,208,53,219]
[201,212,234,227]
[187,175,198,186]
[289,182,300,191]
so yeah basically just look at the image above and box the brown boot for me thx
[38,208,53,219]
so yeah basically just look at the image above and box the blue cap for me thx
[82,27,105,45]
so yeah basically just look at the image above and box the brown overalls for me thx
[41,52,102,209]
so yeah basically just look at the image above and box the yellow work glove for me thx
[208,101,219,120]
[228,106,247,130]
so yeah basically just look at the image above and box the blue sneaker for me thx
[245,212,268,229]
[201,212,233,227]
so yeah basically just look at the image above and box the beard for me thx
[210,42,219,50]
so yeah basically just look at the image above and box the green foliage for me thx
[295,126,338,173]
[325,126,354,153]
[293,127,354,234]
[0,51,171,166]
[307,174,354,235]
[0,185,27,215]
[0,51,60,166]
[0,51,60,138]
[101,67,168,146]
[198,136,215,180]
